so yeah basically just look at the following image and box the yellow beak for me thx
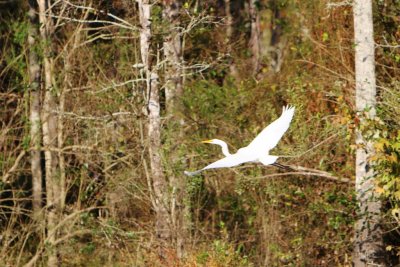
[201,140,213,144]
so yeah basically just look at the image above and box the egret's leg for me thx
[272,162,293,171]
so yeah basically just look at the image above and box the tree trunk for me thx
[38,0,60,265]
[162,0,191,258]
[353,0,385,265]
[148,70,172,250]
[28,0,43,220]
[224,0,238,77]
[266,0,286,73]
[163,0,183,113]
[137,0,172,257]
[249,0,261,74]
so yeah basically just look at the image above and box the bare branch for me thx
[326,1,353,9]
[241,165,353,184]
[2,150,26,183]
[55,111,137,121]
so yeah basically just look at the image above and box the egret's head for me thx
[201,139,231,156]
[201,139,226,146]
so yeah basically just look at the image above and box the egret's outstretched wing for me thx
[184,152,251,176]
[246,106,295,154]
[203,153,249,170]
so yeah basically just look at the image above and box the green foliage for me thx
[80,242,96,255]
[193,239,253,267]
[11,20,28,46]
[372,86,400,240]
[1,18,28,89]
[0,0,399,266]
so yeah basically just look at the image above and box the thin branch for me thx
[91,79,147,94]
[2,150,26,183]
[242,166,353,184]
[326,1,352,9]
[62,1,136,29]
[55,111,137,121]
[277,132,340,159]
[46,14,136,31]
[296,59,353,82]
[376,36,400,49]
[23,208,100,267]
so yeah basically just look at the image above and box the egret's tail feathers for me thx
[184,170,202,176]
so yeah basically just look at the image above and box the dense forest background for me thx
[0,0,399,266]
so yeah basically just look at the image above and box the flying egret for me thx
[184,105,295,176]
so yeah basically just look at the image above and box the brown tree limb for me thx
[2,150,26,183]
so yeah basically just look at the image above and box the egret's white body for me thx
[184,105,295,176]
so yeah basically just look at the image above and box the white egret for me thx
[184,105,295,176]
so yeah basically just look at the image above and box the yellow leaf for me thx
[389,153,398,163]
[374,142,385,152]
[369,155,379,161]
[375,186,385,195]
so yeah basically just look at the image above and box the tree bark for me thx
[162,0,191,258]
[137,0,172,256]
[38,0,60,265]
[163,0,183,113]
[28,0,43,219]
[148,70,172,248]
[224,0,238,77]
[353,0,385,265]
[249,0,261,74]
[266,0,286,73]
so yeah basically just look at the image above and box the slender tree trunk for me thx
[266,0,286,73]
[28,0,43,219]
[224,0,238,77]
[137,0,172,256]
[163,0,183,113]
[148,70,171,248]
[353,0,385,265]
[249,0,261,74]
[162,0,191,257]
[38,0,60,265]
[224,0,233,41]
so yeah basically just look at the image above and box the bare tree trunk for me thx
[162,0,191,258]
[224,0,233,41]
[163,0,183,113]
[148,70,171,248]
[38,0,60,265]
[224,0,238,77]
[265,0,286,73]
[353,0,385,265]
[28,0,43,219]
[249,0,261,74]
[137,0,172,257]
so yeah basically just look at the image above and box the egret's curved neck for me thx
[218,141,231,157]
